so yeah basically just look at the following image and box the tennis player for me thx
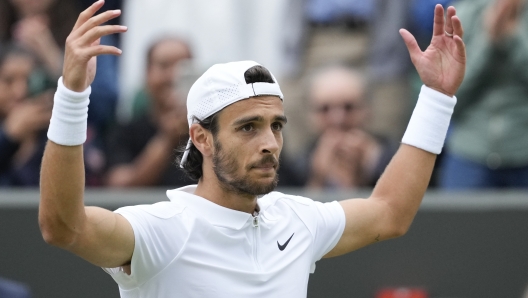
[39,1,466,297]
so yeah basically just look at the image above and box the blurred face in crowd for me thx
[210,96,285,196]
[309,67,367,134]
[0,52,34,118]
[146,39,191,106]
[9,0,57,17]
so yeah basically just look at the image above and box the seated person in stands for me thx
[301,65,397,188]
[0,44,52,186]
[104,37,193,187]
[0,0,80,79]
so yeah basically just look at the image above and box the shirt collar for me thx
[166,185,255,230]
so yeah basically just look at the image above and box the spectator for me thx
[440,0,528,189]
[118,0,305,119]
[104,37,193,187]
[0,0,80,79]
[129,37,191,119]
[0,44,51,186]
[0,0,113,186]
[299,65,397,189]
[0,1,121,184]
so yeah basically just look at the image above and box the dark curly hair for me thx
[175,65,276,181]
[175,113,220,181]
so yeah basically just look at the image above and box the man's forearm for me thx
[370,144,435,234]
[370,84,456,234]
[39,141,87,247]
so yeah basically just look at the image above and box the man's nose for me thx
[260,127,280,154]
[13,80,28,102]
[326,107,347,128]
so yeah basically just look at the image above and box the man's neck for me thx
[194,177,258,214]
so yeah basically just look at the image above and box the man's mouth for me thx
[250,158,278,170]
[253,163,276,169]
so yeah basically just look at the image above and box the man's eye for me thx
[272,123,283,131]
[241,124,254,132]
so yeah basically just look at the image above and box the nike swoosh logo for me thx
[277,233,295,251]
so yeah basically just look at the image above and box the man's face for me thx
[211,96,286,196]
[310,70,366,133]
[146,39,190,105]
[0,54,34,118]
[10,0,57,16]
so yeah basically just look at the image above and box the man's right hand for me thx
[39,0,135,269]
[158,100,189,146]
[62,0,126,92]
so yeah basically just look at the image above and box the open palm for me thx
[62,1,126,92]
[400,5,466,97]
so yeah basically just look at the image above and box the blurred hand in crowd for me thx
[485,0,525,43]
[12,14,62,76]
[0,52,30,119]
[156,90,189,147]
[3,92,52,142]
[0,46,51,142]
[8,0,66,77]
[105,37,192,187]
[309,128,382,188]
[0,44,53,186]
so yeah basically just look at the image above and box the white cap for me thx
[180,60,284,167]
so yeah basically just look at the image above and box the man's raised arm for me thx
[39,0,133,268]
[326,5,466,257]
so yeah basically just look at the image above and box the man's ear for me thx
[190,123,213,157]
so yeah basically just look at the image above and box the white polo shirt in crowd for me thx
[104,185,346,298]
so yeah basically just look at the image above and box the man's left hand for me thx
[400,5,466,97]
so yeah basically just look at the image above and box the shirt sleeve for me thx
[103,202,188,289]
[310,200,346,264]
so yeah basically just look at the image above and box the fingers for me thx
[91,37,101,47]
[432,4,445,37]
[453,35,466,59]
[399,29,421,64]
[72,0,105,32]
[444,6,456,35]
[79,24,127,47]
[74,9,122,40]
[452,15,464,39]
[84,44,123,57]
[67,8,126,58]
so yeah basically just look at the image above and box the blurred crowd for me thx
[0,0,527,191]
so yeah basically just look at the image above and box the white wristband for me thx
[401,85,456,154]
[47,77,91,146]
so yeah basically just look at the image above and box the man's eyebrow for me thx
[232,115,288,126]
[232,116,264,127]
[275,115,288,124]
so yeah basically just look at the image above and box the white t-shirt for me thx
[104,185,345,298]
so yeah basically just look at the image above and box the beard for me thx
[212,139,279,196]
